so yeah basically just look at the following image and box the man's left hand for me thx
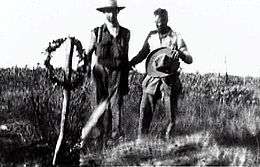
[171,50,180,60]
[173,49,186,61]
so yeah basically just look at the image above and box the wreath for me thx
[43,37,86,90]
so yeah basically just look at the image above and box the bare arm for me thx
[77,30,96,77]
[129,33,151,67]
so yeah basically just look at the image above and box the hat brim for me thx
[146,47,177,78]
[96,6,125,12]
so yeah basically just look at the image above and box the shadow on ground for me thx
[80,131,259,166]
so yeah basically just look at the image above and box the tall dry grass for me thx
[0,67,260,165]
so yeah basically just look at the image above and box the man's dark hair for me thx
[154,8,168,18]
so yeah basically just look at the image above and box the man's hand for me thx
[171,49,186,61]
[171,50,180,60]
[128,61,135,71]
[128,64,134,71]
[76,64,91,78]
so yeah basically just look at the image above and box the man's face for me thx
[155,15,168,32]
[104,10,118,24]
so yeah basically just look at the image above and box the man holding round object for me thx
[129,8,193,141]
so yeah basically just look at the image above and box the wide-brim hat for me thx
[96,0,125,12]
[145,47,180,78]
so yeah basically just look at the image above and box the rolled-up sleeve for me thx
[177,34,193,64]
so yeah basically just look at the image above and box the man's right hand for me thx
[129,64,138,72]
[171,49,180,60]
[128,65,134,71]
[128,60,136,71]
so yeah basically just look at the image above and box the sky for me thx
[0,0,260,77]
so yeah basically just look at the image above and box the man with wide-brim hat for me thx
[78,0,130,151]
[129,8,193,141]
[96,0,125,13]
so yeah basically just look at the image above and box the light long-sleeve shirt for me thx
[130,26,192,94]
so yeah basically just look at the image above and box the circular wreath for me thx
[43,37,86,90]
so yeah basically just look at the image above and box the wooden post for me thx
[52,37,74,166]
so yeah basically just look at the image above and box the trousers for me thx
[93,64,124,145]
[138,78,182,139]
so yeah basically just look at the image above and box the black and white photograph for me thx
[0,0,260,166]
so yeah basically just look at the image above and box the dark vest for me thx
[94,24,129,70]
[93,24,130,95]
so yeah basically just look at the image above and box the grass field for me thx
[0,67,259,166]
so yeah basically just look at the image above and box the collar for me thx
[158,26,172,39]
[103,23,120,37]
